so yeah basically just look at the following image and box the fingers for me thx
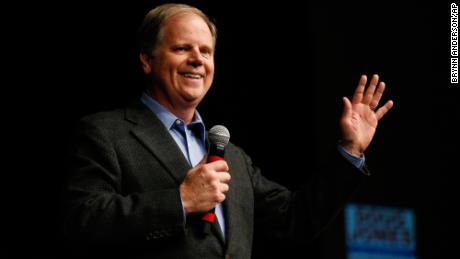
[202,162,230,203]
[352,74,388,112]
[180,161,230,214]
[342,96,352,118]
[216,170,231,184]
[207,160,229,172]
[362,74,379,105]
[375,100,394,120]
[203,161,230,189]
[369,82,385,110]
[352,75,367,104]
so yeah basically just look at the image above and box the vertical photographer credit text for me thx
[451,3,458,84]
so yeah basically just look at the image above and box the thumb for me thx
[342,97,352,118]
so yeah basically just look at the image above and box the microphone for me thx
[201,125,230,233]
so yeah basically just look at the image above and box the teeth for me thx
[182,73,202,79]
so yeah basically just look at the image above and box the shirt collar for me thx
[140,92,206,143]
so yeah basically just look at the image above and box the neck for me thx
[146,89,197,125]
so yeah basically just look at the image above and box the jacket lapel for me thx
[211,217,226,246]
[222,146,254,254]
[223,172,235,251]
[125,102,191,184]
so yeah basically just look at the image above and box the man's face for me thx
[143,13,215,109]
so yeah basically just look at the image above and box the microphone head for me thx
[209,125,230,149]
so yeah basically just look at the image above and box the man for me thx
[62,3,393,258]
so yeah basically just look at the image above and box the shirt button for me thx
[175,120,181,125]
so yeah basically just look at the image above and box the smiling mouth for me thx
[179,72,204,79]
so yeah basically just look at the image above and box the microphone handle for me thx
[201,146,225,234]
[201,154,224,223]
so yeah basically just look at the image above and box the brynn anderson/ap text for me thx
[451,3,458,84]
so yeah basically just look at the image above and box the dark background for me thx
[5,0,458,258]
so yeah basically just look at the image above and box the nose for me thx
[187,48,204,68]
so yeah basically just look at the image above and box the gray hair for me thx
[137,3,217,56]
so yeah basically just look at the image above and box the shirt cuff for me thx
[337,144,369,175]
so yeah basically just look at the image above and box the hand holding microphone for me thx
[179,125,231,230]
[201,125,230,226]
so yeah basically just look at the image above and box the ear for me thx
[139,51,153,74]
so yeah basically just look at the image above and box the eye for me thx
[173,45,191,53]
[174,47,186,52]
[200,48,212,56]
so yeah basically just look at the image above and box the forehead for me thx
[161,13,213,45]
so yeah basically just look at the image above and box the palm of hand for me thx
[340,75,393,156]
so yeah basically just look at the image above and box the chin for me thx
[183,87,207,98]
[183,94,204,103]
[183,91,207,104]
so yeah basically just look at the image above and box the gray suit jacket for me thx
[62,101,366,259]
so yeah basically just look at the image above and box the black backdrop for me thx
[5,1,458,258]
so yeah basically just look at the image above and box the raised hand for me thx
[340,74,394,156]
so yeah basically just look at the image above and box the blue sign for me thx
[345,203,416,259]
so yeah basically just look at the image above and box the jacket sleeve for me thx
[62,117,185,244]
[242,146,367,242]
